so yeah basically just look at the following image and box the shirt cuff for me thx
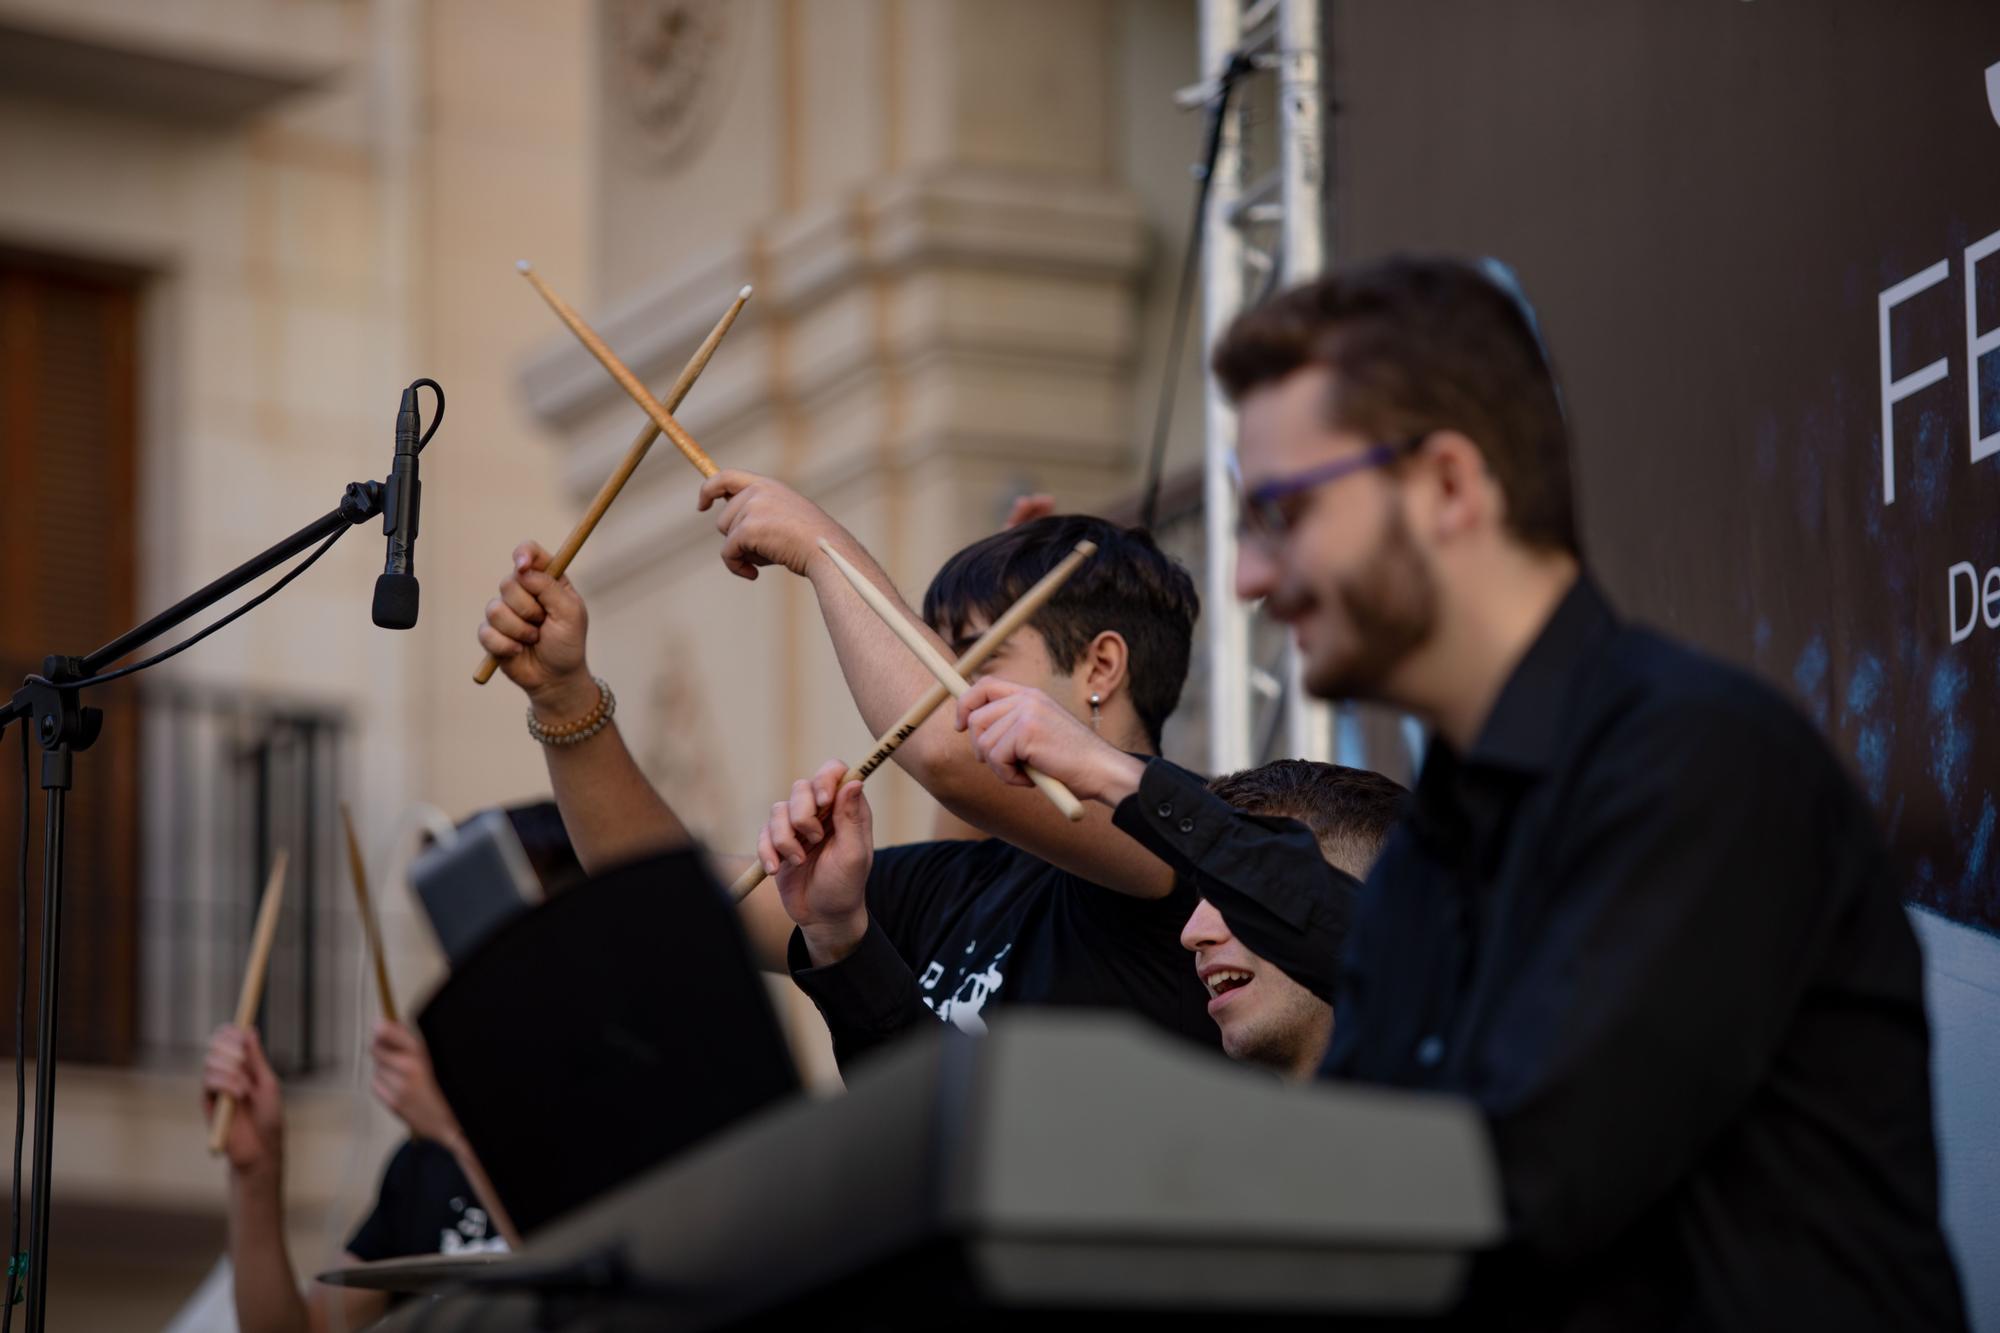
[787,918,924,1035]
[1112,756,1320,933]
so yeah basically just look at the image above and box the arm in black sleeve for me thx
[787,920,933,1073]
[1111,757,1357,1002]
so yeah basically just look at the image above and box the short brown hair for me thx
[924,515,1198,750]
[1212,256,1578,555]
[1207,760,1406,880]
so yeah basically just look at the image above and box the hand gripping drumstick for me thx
[208,849,290,1156]
[476,280,752,684]
[515,261,722,477]
[816,539,1084,822]
[340,803,398,1025]
[727,540,1097,901]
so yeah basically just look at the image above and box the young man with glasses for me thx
[950,256,1967,1330]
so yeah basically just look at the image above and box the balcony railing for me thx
[0,671,358,1078]
[136,680,357,1078]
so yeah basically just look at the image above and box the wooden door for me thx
[0,255,141,1065]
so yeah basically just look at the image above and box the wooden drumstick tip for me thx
[516,259,532,273]
[737,284,753,299]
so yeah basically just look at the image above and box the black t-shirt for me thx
[858,837,1214,1044]
[346,1139,508,1262]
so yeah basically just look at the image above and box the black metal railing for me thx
[135,681,355,1078]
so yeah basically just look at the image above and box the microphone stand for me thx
[0,477,386,1333]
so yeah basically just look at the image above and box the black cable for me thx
[23,527,349,696]
[411,378,444,453]
[1138,53,1254,533]
[4,722,26,1327]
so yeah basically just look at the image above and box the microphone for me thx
[372,382,431,629]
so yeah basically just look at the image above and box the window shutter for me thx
[0,260,141,1065]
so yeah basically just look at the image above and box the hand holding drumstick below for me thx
[761,759,875,967]
[478,540,597,722]
[201,1023,283,1176]
[208,849,288,1155]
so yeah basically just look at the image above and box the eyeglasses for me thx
[1230,435,1427,548]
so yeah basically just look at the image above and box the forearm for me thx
[804,549,1173,897]
[227,1167,310,1333]
[806,539,951,739]
[927,767,1173,898]
[530,677,690,876]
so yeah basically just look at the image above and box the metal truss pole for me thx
[1198,0,1252,777]
[1275,0,1334,763]
[1192,0,1330,771]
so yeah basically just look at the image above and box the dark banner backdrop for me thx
[1326,0,2000,933]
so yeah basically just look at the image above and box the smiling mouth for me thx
[1203,969,1252,999]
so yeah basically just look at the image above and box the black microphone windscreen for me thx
[372,573,419,630]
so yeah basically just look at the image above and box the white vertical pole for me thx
[1276,0,1333,762]
[1200,0,1252,777]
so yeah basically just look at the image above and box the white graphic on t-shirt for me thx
[439,1195,510,1255]
[918,943,1011,1034]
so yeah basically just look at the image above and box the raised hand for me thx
[696,470,847,582]
[479,540,595,716]
[1004,493,1057,528]
[954,678,1146,806]
[370,1021,467,1152]
[761,758,874,965]
[201,1024,283,1176]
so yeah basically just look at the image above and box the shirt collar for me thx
[1460,573,1618,775]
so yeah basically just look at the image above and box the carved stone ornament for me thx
[608,0,733,168]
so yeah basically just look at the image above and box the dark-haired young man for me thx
[1185,761,1403,1079]
[761,753,1404,1073]
[952,257,1967,1328]
[478,496,1219,1061]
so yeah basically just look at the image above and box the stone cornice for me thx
[517,166,1148,430]
[514,166,1152,593]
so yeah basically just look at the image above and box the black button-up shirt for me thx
[1115,577,1967,1331]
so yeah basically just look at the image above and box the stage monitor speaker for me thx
[419,847,799,1234]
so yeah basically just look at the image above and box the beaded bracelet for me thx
[526,677,616,747]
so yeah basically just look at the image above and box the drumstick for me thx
[209,849,290,1155]
[727,540,1097,901]
[816,539,1084,821]
[341,803,398,1024]
[515,261,721,478]
[474,285,753,684]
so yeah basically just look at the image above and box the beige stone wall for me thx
[0,0,1204,1321]
[0,0,427,1264]
[515,0,1203,1086]
[0,0,593,1323]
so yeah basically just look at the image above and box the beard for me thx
[1292,500,1439,701]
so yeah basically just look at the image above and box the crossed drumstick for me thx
[495,264,1091,901]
